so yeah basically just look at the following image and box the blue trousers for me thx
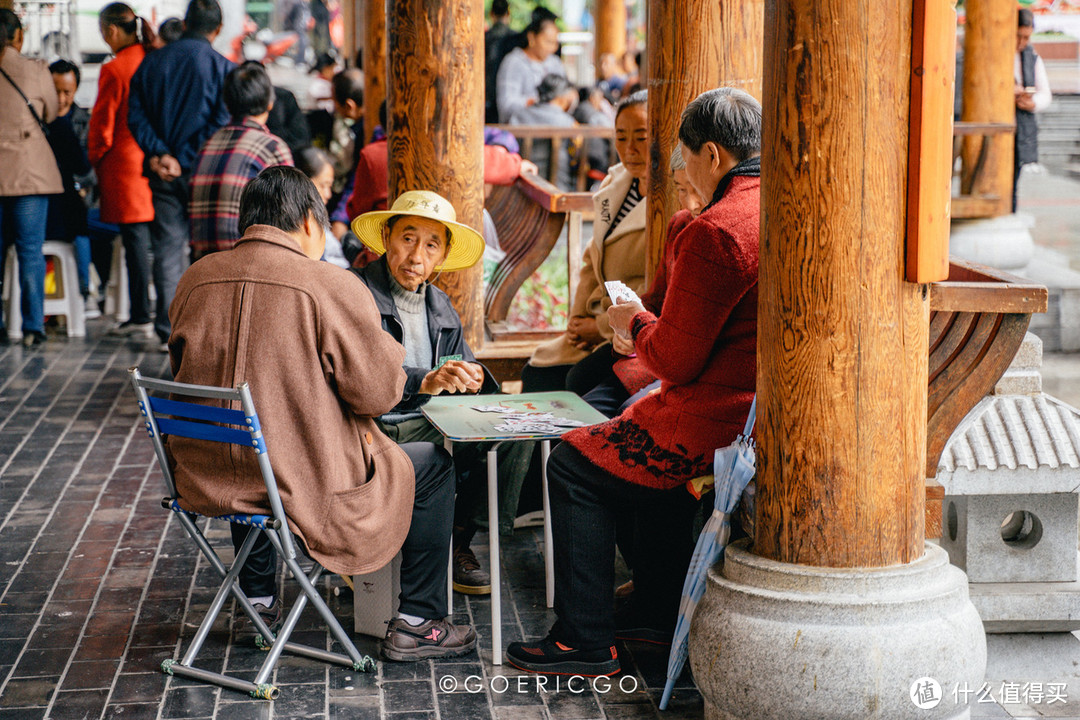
[0,196,49,336]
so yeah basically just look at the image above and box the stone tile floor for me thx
[0,325,1063,719]
[0,330,703,720]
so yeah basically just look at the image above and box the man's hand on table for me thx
[420,360,484,395]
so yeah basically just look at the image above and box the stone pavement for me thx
[0,325,1066,720]
[0,330,705,720]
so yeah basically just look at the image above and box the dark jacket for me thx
[46,109,91,240]
[267,85,311,157]
[128,36,234,170]
[1016,45,1039,166]
[354,255,499,414]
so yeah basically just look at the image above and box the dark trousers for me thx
[232,441,456,621]
[521,343,619,395]
[379,416,534,539]
[547,443,699,649]
[121,222,153,324]
[147,171,192,342]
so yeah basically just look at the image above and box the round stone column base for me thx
[689,540,986,720]
[949,214,1035,271]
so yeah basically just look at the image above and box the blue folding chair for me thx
[129,367,375,700]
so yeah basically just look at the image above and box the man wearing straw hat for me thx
[352,190,534,597]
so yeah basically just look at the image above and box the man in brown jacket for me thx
[168,166,476,661]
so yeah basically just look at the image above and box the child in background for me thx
[188,61,293,260]
[294,146,354,269]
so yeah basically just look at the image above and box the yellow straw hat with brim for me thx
[351,190,485,272]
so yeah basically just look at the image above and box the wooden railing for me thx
[924,257,1048,537]
[951,121,1015,219]
[477,171,594,381]
[490,124,616,191]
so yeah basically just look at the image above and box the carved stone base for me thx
[689,541,986,720]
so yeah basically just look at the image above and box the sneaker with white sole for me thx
[108,320,154,337]
[83,297,101,320]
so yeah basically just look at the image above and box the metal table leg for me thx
[541,439,554,608]
[488,443,503,664]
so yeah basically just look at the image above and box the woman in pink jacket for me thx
[88,3,155,335]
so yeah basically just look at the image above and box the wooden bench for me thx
[951,121,1015,219]
[481,172,595,382]
[924,257,1048,537]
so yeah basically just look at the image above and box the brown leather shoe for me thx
[452,547,491,595]
[380,618,477,662]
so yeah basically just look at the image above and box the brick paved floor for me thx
[0,329,704,720]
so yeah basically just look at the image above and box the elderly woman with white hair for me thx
[507,87,762,677]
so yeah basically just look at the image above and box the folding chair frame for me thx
[129,367,375,700]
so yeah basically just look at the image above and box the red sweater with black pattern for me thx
[564,175,759,489]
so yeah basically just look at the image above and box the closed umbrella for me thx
[659,396,756,711]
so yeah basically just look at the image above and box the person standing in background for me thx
[484,0,514,123]
[91,4,156,337]
[128,0,234,351]
[1013,7,1052,212]
[495,14,565,123]
[0,9,62,348]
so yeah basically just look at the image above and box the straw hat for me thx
[350,190,485,272]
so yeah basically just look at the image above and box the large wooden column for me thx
[363,0,387,144]
[644,0,763,282]
[387,0,485,349]
[961,0,1015,216]
[594,0,626,67]
[754,0,927,567]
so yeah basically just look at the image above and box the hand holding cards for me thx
[605,281,645,341]
[605,280,641,306]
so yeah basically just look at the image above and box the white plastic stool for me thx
[4,241,86,340]
[104,235,129,322]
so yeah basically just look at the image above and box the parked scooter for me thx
[226,16,298,64]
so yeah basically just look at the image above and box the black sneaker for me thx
[21,332,46,349]
[506,637,620,677]
[380,618,477,662]
[614,601,674,645]
[452,547,491,595]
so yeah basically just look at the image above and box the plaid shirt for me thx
[189,119,293,258]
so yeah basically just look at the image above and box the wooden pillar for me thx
[387,0,485,349]
[594,0,626,68]
[961,0,1015,216]
[363,0,387,144]
[644,0,763,283]
[754,0,928,567]
[342,0,357,68]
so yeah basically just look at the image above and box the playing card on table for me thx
[472,405,514,413]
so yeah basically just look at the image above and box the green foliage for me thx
[485,250,569,331]
[485,0,565,30]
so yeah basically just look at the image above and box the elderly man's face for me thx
[383,216,450,292]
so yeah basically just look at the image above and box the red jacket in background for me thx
[565,175,760,490]
[88,43,154,225]
[346,139,524,219]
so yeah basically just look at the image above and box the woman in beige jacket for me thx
[522,90,649,392]
[0,10,62,347]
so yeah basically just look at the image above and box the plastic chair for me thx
[104,236,129,322]
[128,367,376,700]
[3,241,86,340]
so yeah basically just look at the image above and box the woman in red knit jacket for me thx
[506,87,762,677]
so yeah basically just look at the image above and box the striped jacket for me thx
[189,118,293,258]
